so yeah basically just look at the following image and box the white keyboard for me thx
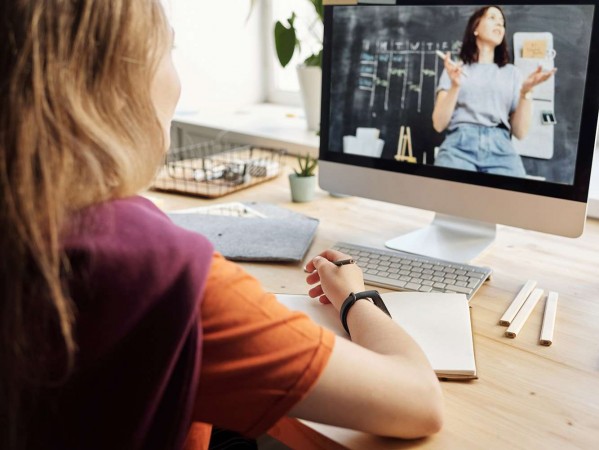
[333,242,492,300]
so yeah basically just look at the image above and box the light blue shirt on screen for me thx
[437,63,523,131]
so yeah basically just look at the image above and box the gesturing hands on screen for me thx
[521,65,557,96]
[441,52,467,87]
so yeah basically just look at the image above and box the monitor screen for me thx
[319,1,599,262]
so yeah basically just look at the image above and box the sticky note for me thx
[522,39,548,59]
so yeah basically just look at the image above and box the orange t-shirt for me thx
[184,253,335,449]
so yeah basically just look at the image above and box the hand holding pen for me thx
[304,250,365,308]
[331,258,356,267]
[436,50,468,86]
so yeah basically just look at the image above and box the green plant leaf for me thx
[303,49,322,68]
[309,0,324,22]
[295,153,317,177]
[274,14,297,68]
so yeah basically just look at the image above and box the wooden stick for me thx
[499,280,537,326]
[539,291,558,346]
[505,288,544,338]
[406,127,413,157]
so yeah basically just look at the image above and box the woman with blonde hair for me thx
[0,1,443,449]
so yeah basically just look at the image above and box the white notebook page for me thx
[276,292,477,379]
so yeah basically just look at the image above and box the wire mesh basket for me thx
[151,140,285,198]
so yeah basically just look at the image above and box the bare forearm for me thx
[292,301,443,438]
[511,95,533,139]
[347,301,432,365]
[432,88,459,132]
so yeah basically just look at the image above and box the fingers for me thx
[304,249,351,273]
[444,56,463,84]
[303,249,364,308]
[305,270,321,286]
[530,67,557,82]
[443,52,451,67]
[319,295,331,304]
[541,67,557,81]
[308,284,324,299]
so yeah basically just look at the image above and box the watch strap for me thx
[340,290,392,336]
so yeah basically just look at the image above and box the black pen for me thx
[332,258,356,267]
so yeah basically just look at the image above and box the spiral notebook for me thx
[277,291,477,380]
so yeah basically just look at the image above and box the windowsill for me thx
[173,103,319,157]
[172,102,599,220]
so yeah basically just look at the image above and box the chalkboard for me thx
[327,5,594,184]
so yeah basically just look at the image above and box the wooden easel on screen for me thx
[394,126,417,163]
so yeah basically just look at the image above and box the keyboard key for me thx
[446,285,472,294]
[467,271,485,278]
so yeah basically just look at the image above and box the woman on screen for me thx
[432,5,556,176]
[0,1,443,448]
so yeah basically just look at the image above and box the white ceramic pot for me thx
[296,65,322,132]
[289,174,317,202]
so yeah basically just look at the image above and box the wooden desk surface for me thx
[146,165,599,449]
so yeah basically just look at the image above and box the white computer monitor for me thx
[319,1,599,263]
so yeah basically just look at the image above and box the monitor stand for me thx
[385,213,497,263]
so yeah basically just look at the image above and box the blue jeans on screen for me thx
[434,124,526,177]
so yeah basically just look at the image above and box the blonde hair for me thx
[0,1,170,447]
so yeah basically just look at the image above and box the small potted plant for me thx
[289,153,318,202]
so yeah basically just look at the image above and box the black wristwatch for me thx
[340,290,392,336]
